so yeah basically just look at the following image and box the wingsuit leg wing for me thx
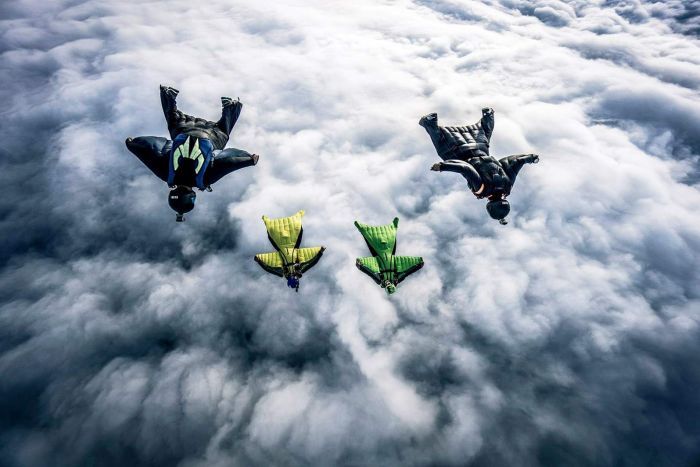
[354,218,399,257]
[419,113,446,157]
[480,107,495,141]
[421,108,495,160]
[217,98,243,137]
[160,85,183,140]
[125,136,172,182]
[263,211,305,254]
[204,148,259,186]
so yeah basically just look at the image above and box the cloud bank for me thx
[1,0,699,465]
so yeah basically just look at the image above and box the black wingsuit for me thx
[125,85,257,189]
[420,108,538,200]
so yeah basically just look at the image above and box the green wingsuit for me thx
[254,210,325,291]
[354,217,424,294]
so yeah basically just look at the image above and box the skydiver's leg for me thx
[419,112,448,156]
[204,148,258,186]
[431,159,482,191]
[419,113,439,132]
[125,136,171,182]
[160,85,179,116]
[217,97,243,137]
[160,85,182,140]
[480,107,495,141]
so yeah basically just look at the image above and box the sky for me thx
[1,0,699,466]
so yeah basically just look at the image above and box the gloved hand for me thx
[430,162,442,172]
[528,154,539,164]
[482,107,494,116]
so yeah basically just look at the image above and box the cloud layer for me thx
[1,0,700,465]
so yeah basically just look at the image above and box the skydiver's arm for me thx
[217,98,243,136]
[125,136,171,182]
[499,153,539,183]
[481,107,495,140]
[431,159,483,192]
[356,257,383,285]
[204,148,258,185]
[394,256,424,284]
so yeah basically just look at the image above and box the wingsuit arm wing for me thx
[296,247,325,273]
[499,153,539,185]
[125,136,172,182]
[394,256,424,284]
[356,256,382,285]
[204,148,257,186]
[435,160,483,191]
[254,252,285,277]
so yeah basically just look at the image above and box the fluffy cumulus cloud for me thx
[1,0,700,465]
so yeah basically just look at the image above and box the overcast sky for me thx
[1,0,700,466]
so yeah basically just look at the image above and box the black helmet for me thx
[168,186,196,222]
[486,199,510,225]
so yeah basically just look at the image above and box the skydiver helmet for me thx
[287,266,302,292]
[168,186,196,222]
[287,276,300,290]
[486,198,510,225]
[383,280,397,295]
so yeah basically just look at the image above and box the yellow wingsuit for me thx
[254,210,325,291]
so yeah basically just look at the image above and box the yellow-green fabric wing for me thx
[255,211,325,288]
[263,210,304,250]
[254,252,284,277]
[296,247,325,273]
[262,210,305,264]
[356,256,382,285]
[395,256,424,283]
